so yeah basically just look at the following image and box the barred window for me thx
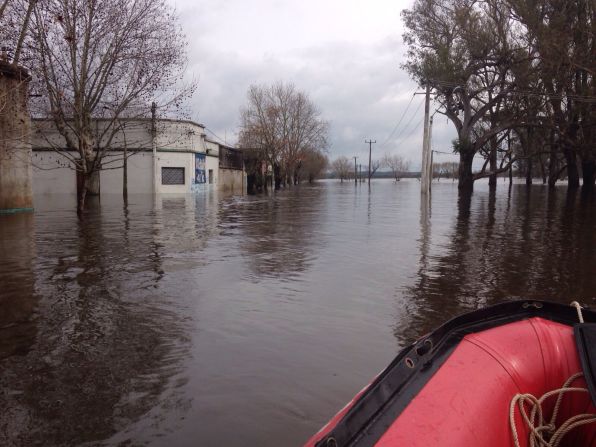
[161,167,185,185]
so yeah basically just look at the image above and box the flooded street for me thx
[1,180,595,446]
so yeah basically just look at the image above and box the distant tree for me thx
[433,161,459,181]
[331,156,351,182]
[27,0,194,213]
[369,159,382,180]
[300,149,328,183]
[238,82,328,189]
[383,154,410,181]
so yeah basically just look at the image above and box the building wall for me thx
[32,118,206,153]
[32,150,195,195]
[206,155,219,187]
[101,151,153,194]
[219,169,244,193]
[32,151,76,196]
[29,119,245,197]
[156,151,193,194]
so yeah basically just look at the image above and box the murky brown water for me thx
[1,180,595,446]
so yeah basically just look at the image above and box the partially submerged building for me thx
[0,62,33,213]
[31,118,245,196]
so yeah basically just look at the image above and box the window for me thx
[208,169,213,184]
[162,167,185,185]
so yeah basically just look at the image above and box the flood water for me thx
[1,179,595,446]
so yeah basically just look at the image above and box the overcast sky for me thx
[175,0,458,169]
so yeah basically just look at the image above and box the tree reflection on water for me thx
[396,187,596,345]
[0,196,192,446]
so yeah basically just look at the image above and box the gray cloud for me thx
[175,0,458,169]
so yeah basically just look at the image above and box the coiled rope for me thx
[510,372,596,447]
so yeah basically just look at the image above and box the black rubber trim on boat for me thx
[574,323,596,407]
[314,300,595,447]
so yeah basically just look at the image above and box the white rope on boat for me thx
[509,372,596,447]
[570,301,585,323]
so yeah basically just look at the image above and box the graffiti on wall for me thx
[195,153,206,184]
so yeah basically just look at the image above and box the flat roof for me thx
[32,117,206,129]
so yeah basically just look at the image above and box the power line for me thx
[380,92,416,148]
[388,98,424,148]
[204,127,229,145]
[391,116,425,153]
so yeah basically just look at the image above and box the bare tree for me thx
[238,82,328,189]
[299,149,328,184]
[28,0,194,212]
[383,153,410,181]
[331,156,351,182]
[0,0,36,67]
[433,161,459,181]
[369,159,381,179]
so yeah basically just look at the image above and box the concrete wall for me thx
[156,151,194,194]
[204,139,220,158]
[101,151,153,194]
[0,63,33,211]
[219,169,245,193]
[32,118,206,153]
[32,150,199,195]
[32,151,76,195]
[206,155,219,186]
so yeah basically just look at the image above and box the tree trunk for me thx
[458,150,475,192]
[123,145,128,199]
[539,154,547,184]
[77,184,87,215]
[488,137,497,189]
[76,169,93,214]
[273,163,281,190]
[526,158,532,186]
[547,135,558,189]
[582,159,595,191]
[76,158,100,213]
[564,147,580,189]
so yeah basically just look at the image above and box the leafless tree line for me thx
[238,82,329,190]
[402,0,595,192]
[331,154,410,182]
[383,154,411,181]
[433,162,459,181]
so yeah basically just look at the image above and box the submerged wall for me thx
[0,62,32,212]
[219,168,244,193]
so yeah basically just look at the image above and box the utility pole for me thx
[353,156,358,184]
[421,84,431,195]
[428,116,433,192]
[151,102,157,195]
[359,164,362,182]
[365,139,376,184]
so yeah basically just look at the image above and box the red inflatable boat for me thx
[305,301,596,447]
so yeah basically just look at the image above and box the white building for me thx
[31,118,245,196]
